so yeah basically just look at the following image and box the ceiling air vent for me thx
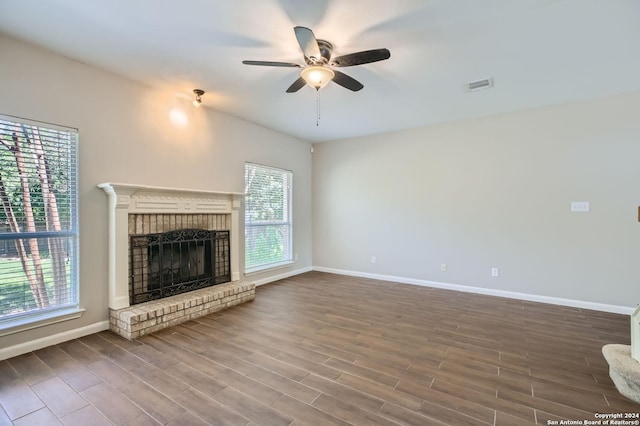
[464,78,494,92]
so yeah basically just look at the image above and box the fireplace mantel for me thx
[98,183,243,310]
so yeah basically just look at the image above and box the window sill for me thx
[0,307,85,337]
[245,260,295,277]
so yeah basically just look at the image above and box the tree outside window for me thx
[244,163,292,272]
[0,115,78,322]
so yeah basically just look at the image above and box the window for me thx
[244,163,292,273]
[0,114,79,328]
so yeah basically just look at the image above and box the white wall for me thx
[0,34,312,352]
[313,91,640,311]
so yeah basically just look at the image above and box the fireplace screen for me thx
[129,229,230,304]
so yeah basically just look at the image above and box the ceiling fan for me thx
[242,26,390,93]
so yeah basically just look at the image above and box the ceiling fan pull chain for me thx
[316,89,320,126]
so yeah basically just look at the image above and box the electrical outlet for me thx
[571,201,590,212]
[491,267,499,277]
[371,256,377,264]
[440,263,447,272]
[294,253,298,261]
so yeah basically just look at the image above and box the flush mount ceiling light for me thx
[192,89,205,107]
[300,65,335,90]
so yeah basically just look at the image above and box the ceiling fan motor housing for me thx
[307,40,333,65]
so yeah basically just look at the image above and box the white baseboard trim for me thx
[251,266,313,286]
[0,321,110,361]
[312,266,634,315]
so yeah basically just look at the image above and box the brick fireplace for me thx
[129,218,231,304]
[98,183,255,339]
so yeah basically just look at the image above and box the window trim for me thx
[244,260,295,276]
[0,307,85,337]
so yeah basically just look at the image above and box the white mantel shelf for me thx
[98,182,243,310]
[97,183,245,213]
[97,182,244,198]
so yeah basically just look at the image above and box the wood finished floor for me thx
[0,271,636,425]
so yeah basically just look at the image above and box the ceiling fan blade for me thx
[242,60,301,67]
[330,48,391,67]
[294,26,321,61]
[286,77,306,93]
[332,70,364,91]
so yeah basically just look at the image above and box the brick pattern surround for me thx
[129,213,230,235]
[128,213,230,302]
[109,281,255,340]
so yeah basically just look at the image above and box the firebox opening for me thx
[130,229,230,305]
[148,240,210,290]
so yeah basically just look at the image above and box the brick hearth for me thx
[109,280,255,339]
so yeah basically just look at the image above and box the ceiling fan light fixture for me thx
[301,66,334,90]
[192,89,205,107]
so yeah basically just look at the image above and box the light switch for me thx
[571,201,590,212]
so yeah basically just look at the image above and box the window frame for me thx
[0,114,80,334]
[244,162,293,275]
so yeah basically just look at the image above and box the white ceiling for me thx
[1,0,639,142]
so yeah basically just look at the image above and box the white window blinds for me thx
[244,163,292,272]
[0,114,79,324]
